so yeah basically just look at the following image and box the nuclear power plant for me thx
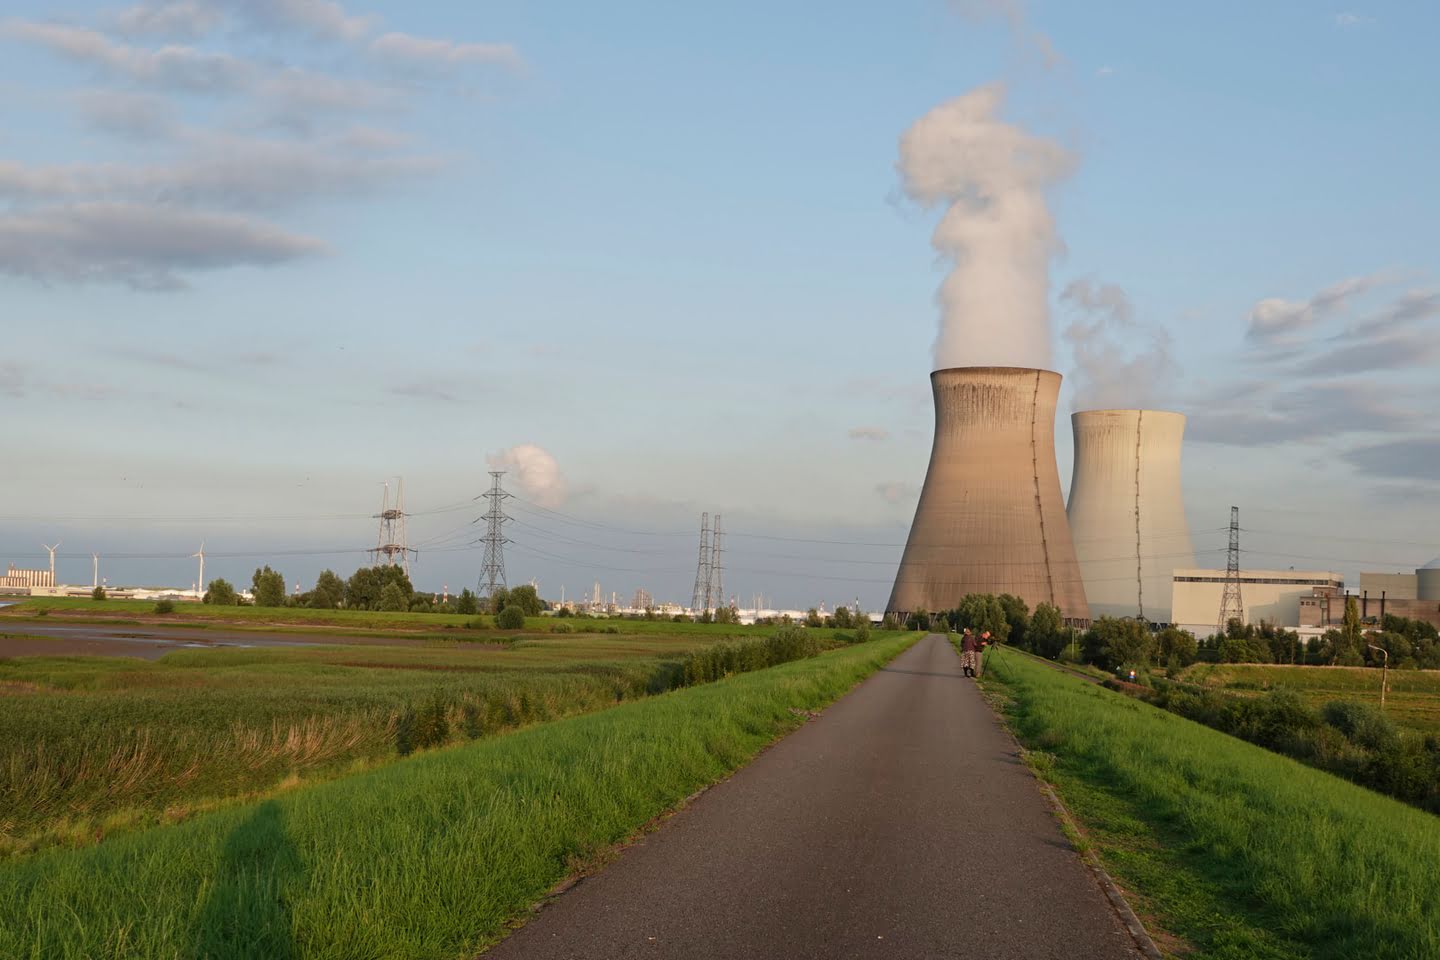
[1066,410,1195,623]
[887,367,1091,622]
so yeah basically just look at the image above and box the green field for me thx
[0,633,915,959]
[1,626,898,858]
[984,651,1440,959]
[1181,662,1440,735]
[0,596,867,640]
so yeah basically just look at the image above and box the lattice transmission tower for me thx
[710,513,724,615]
[1216,505,1244,636]
[369,478,416,575]
[476,471,512,602]
[690,512,711,615]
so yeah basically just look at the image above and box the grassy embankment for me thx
[0,628,902,857]
[982,651,1440,960]
[1181,661,1440,735]
[0,633,915,960]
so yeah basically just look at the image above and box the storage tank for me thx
[1418,558,1440,602]
[887,367,1090,621]
[1066,410,1194,623]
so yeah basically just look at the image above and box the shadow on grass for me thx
[192,801,301,960]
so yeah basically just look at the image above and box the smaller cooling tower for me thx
[888,367,1090,621]
[1418,559,1440,602]
[1066,410,1194,623]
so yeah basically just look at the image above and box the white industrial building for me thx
[1067,410,1194,623]
[1171,568,1344,637]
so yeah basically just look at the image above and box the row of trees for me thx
[198,564,547,618]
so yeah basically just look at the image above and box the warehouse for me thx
[1171,568,1344,637]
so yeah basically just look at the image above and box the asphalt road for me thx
[485,633,1141,960]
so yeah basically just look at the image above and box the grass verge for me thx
[0,633,915,959]
[982,651,1440,960]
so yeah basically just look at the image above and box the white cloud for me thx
[488,444,569,508]
[113,1,224,39]
[1245,273,1382,344]
[72,89,177,139]
[1334,12,1374,28]
[371,32,523,70]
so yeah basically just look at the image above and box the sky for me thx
[2,0,1438,610]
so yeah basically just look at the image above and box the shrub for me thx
[496,605,526,630]
[153,599,174,614]
[414,696,450,750]
[1323,700,1399,751]
[461,702,484,740]
[394,706,417,756]
[549,621,573,634]
[464,617,490,630]
[90,586,106,601]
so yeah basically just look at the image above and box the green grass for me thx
[983,652,1440,960]
[1181,662,1440,735]
[0,628,905,858]
[0,633,915,960]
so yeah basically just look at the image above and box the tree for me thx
[805,608,824,628]
[454,588,478,616]
[508,584,544,616]
[310,570,344,610]
[832,606,853,629]
[345,565,414,611]
[91,585,106,601]
[204,578,238,606]
[496,604,526,629]
[251,565,286,607]
[1083,617,1155,670]
[997,594,1029,649]
[714,604,740,625]
[954,594,1010,643]
[1029,602,1065,658]
[378,582,407,612]
[1157,626,1198,667]
[488,587,511,615]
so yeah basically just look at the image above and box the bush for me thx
[496,605,526,630]
[1323,700,1399,751]
[414,696,450,750]
[549,621,574,634]
[153,599,174,615]
[90,586,106,601]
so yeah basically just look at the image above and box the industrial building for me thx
[1300,560,1440,633]
[0,565,54,590]
[1171,568,1344,637]
[1067,409,1194,623]
[888,367,1090,622]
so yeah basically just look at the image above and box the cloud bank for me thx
[488,444,569,509]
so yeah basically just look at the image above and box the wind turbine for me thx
[92,553,99,590]
[40,541,61,588]
[192,542,206,596]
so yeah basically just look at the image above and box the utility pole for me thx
[476,471,512,603]
[369,478,416,575]
[1216,506,1244,636]
[690,512,711,615]
[40,541,61,588]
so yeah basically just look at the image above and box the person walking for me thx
[960,628,980,678]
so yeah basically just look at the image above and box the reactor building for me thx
[1066,410,1195,623]
[887,367,1091,622]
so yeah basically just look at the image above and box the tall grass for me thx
[0,634,915,960]
[985,652,1440,959]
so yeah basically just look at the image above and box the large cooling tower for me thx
[1067,410,1194,623]
[887,367,1090,621]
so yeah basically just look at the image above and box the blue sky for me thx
[2,0,1437,608]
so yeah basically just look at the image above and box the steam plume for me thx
[897,84,1074,371]
[1061,278,1176,410]
[487,444,568,508]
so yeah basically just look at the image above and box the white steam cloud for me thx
[487,444,568,508]
[897,84,1074,371]
[1061,278,1176,410]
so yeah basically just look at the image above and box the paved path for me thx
[485,634,1141,960]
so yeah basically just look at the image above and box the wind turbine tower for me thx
[40,542,61,588]
[192,542,206,596]
[92,553,99,590]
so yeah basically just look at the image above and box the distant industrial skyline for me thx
[3,1,1438,608]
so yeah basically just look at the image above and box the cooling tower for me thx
[1067,410,1194,623]
[887,367,1090,621]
